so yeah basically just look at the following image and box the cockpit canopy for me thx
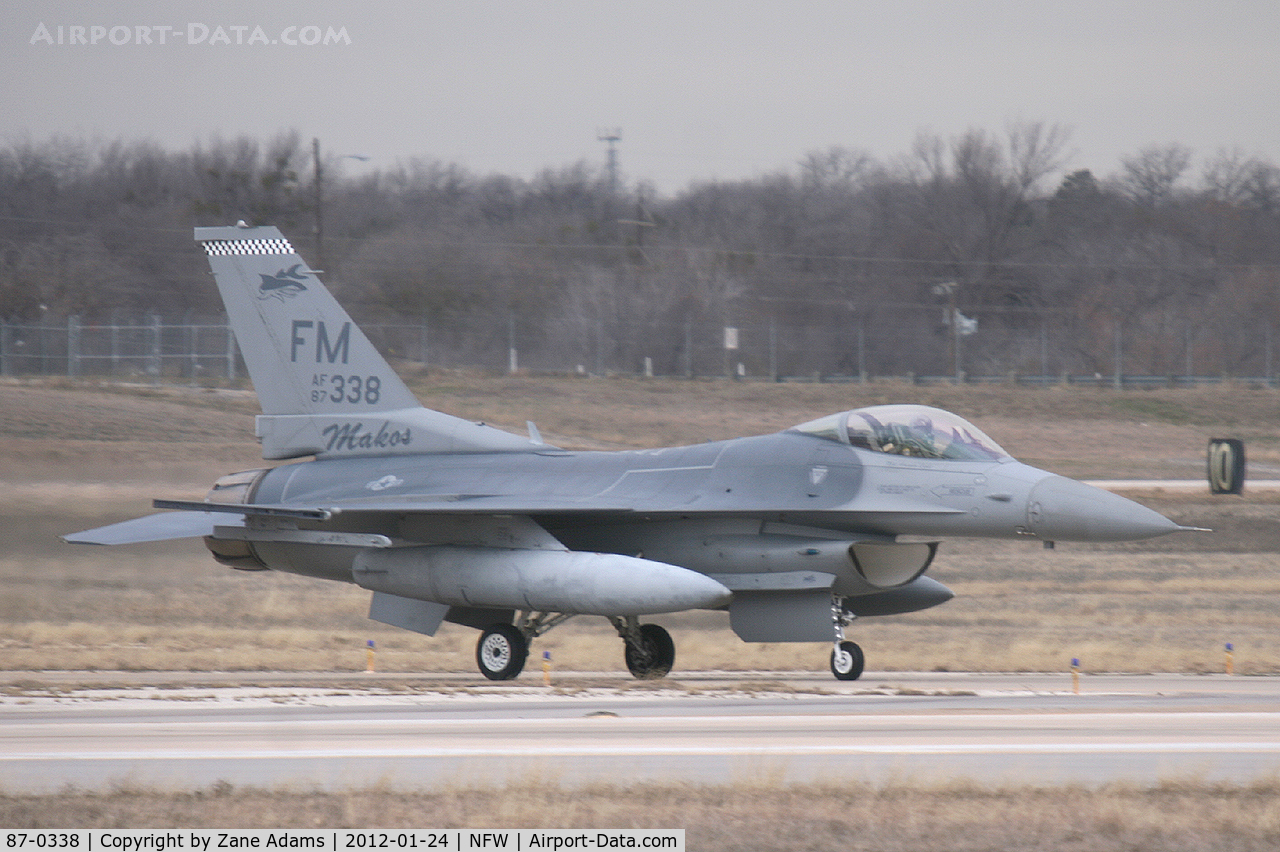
[792,404,1011,462]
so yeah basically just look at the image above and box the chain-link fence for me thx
[2,314,1274,389]
[0,316,239,381]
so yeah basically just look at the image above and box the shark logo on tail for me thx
[257,264,310,302]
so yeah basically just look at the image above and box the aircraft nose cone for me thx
[1027,475,1180,542]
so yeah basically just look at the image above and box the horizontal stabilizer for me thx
[63,511,239,545]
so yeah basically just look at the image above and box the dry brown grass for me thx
[9,372,1280,476]
[4,491,1275,675]
[6,377,1280,845]
[4,376,1280,676]
[3,778,1280,851]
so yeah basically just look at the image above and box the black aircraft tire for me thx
[830,641,865,681]
[624,623,675,679]
[476,624,528,680]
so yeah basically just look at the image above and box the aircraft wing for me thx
[151,493,969,520]
[150,497,641,517]
[65,481,972,546]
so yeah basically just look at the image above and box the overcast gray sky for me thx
[6,0,1279,195]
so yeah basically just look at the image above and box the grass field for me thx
[4,374,1277,677]
[8,493,1280,677]
[4,375,1280,845]
[4,778,1280,851]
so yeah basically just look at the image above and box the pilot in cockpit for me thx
[907,413,957,458]
[799,406,1011,462]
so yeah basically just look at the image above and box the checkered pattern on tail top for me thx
[201,237,294,256]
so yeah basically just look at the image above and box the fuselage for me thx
[230,421,1178,590]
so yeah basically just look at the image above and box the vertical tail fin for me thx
[196,224,418,416]
[197,224,532,459]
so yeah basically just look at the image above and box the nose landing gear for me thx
[829,596,864,680]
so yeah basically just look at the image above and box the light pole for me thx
[312,138,370,272]
[313,138,323,271]
[933,281,961,381]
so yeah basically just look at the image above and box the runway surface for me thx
[4,671,1279,791]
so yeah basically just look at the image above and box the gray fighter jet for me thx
[66,224,1191,680]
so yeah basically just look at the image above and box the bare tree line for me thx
[2,123,1278,379]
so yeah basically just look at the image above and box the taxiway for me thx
[3,671,1278,791]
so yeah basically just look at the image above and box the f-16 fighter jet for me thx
[67,224,1191,680]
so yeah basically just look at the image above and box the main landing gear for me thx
[476,624,528,680]
[829,595,864,681]
[475,613,675,681]
[476,600,865,682]
[612,617,675,680]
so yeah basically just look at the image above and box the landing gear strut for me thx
[829,596,864,681]
[611,616,675,679]
[476,612,574,681]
